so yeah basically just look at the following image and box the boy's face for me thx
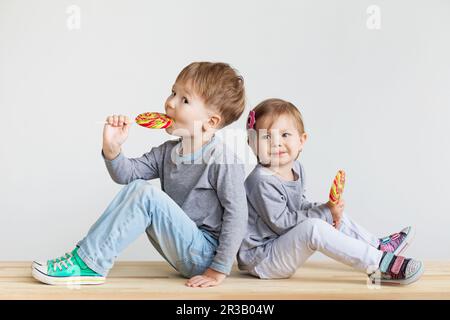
[255,114,307,167]
[164,81,213,137]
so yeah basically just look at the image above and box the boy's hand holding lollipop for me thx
[102,112,174,160]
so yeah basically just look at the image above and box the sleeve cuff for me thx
[209,261,232,275]
[101,149,123,162]
[318,203,334,224]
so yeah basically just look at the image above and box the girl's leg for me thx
[76,179,217,278]
[337,213,380,248]
[254,218,383,279]
[338,213,415,255]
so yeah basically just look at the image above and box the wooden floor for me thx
[1,261,449,299]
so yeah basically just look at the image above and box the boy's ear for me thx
[203,114,222,131]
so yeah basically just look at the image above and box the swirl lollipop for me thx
[135,112,174,129]
[329,170,346,205]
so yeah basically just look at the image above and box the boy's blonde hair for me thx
[176,62,246,128]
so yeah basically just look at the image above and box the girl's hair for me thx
[247,98,305,134]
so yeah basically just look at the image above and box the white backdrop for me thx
[1,0,449,262]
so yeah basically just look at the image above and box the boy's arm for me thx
[208,163,248,276]
[101,145,162,184]
[251,180,333,236]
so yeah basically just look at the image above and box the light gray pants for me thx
[252,214,383,279]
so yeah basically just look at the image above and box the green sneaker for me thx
[31,247,105,285]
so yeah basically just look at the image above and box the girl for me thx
[237,98,423,285]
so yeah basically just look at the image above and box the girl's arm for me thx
[250,180,333,235]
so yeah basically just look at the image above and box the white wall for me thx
[1,0,449,261]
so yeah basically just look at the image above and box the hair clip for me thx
[246,110,256,130]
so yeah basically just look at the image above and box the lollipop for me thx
[329,170,346,205]
[135,112,174,129]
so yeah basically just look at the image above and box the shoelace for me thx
[52,252,72,264]
[52,252,74,271]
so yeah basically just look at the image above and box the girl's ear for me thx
[247,129,258,155]
[300,132,308,146]
[297,132,308,157]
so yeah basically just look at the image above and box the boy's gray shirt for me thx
[237,161,333,269]
[101,135,248,275]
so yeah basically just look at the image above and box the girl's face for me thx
[255,114,307,168]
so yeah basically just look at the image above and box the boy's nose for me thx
[165,100,175,110]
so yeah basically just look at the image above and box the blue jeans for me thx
[76,179,218,278]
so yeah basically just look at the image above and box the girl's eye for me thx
[171,90,176,96]
[261,134,270,140]
[282,133,291,137]
[182,97,189,104]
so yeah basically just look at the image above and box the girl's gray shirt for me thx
[237,161,333,270]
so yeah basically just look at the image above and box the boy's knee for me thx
[128,179,148,188]
[133,180,170,205]
[129,179,154,192]
[126,180,162,199]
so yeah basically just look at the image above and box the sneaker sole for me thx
[32,266,105,285]
[393,226,416,256]
[370,261,424,286]
[32,260,45,267]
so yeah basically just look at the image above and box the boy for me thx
[32,62,248,288]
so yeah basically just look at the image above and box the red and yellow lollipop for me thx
[329,170,346,205]
[135,112,174,129]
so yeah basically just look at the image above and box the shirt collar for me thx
[174,134,217,163]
